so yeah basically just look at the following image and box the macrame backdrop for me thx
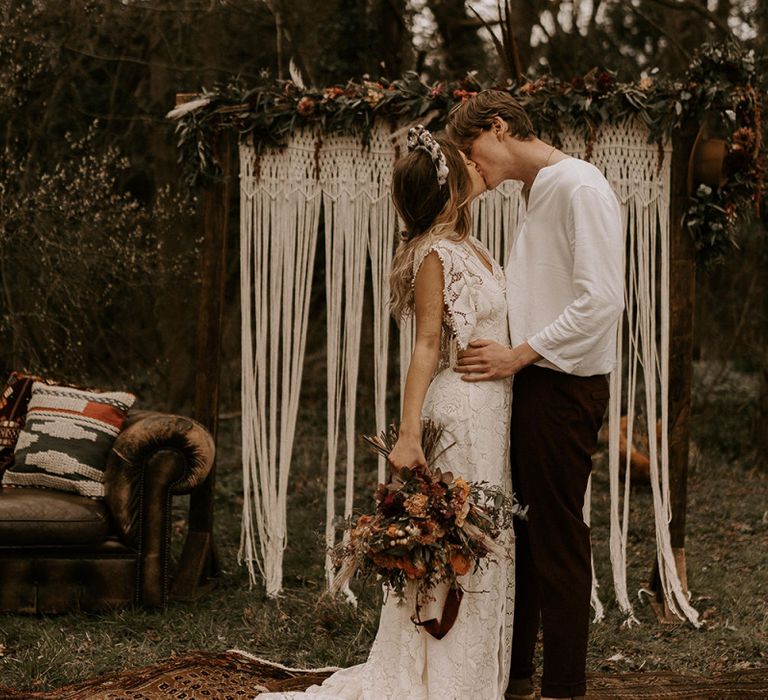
[238,139,321,596]
[238,120,700,627]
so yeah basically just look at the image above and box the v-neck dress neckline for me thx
[463,237,503,284]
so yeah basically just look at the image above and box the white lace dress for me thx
[258,237,514,700]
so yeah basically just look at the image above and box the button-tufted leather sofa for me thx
[0,410,215,613]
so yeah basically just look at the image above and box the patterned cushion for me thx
[0,372,60,481]
[4,383,137,497]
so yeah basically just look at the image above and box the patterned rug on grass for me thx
[0,650,765,699]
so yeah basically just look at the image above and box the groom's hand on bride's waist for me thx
[455,339,542,381]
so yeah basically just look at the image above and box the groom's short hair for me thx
[447,90,534,150]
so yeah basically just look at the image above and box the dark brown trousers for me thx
[508,365,609,698]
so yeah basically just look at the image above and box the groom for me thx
[447,91,624,700]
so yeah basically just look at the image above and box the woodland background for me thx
[1,1,766,452]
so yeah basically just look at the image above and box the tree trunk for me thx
[753,220,768,470]
[666,0,720,56]
[757,366,768,471]
[307,0,375,84]
[370,0,411,77]
[146,8,198,411]
[428,0,488,78]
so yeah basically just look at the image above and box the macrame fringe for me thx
[238,138,321,597]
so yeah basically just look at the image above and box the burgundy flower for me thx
[570,76,586,92]
[597,72,616,92]
[732,127,756,151]
[297,96,316,117]
[379,492,405,517]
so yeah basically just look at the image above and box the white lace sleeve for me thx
[413,241,477,350]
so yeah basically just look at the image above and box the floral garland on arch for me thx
[171,42,765,266]
[681,44,764,264]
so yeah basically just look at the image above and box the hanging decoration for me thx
[234,119,700,625]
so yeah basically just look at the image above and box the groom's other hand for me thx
[455,339,542,381]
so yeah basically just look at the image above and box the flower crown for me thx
[407,125,450,187]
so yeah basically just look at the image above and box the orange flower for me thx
[519,78,547,95]
[402,557,428,579]
[456,499,471,527]
[450,551,472,576]
[452,89,477,101]
[371,553,396,569]
[452,479,471,524]
[323,86,344,101]
[363,80,384,107]
[404,493,429,517]
[454,478,470,495]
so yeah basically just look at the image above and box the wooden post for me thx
[649,123,698,622]
[171,103,233,601]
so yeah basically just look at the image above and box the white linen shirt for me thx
[505,157,624,376]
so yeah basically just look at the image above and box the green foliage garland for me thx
[172,43,765,266]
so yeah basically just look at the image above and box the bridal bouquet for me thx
[330,421,526,626]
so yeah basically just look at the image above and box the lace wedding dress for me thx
[259,236,514,700]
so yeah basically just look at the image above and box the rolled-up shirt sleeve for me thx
[527,184,624,374]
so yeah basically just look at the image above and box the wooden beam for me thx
[650,123,698,623]
[171,105,233,601]
[669,123,699,549]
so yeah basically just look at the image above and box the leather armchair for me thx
[0,410,215,613]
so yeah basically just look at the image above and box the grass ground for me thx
[0,363,766,692]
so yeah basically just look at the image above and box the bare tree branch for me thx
[643,0,733,37]
[468,2,523,81]
[384,0,409,30]
[20,36,262,79]
[533,17,553,41]
[454,17,502,28]
[627,3,691,61]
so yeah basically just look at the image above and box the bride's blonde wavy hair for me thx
[390,136,473,320]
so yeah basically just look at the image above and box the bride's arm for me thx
[388,251,444,470]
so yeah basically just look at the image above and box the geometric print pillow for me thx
[4,382,136,498]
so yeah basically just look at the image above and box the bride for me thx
[259,126,514,700]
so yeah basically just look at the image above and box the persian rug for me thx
[0,650,766,699]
